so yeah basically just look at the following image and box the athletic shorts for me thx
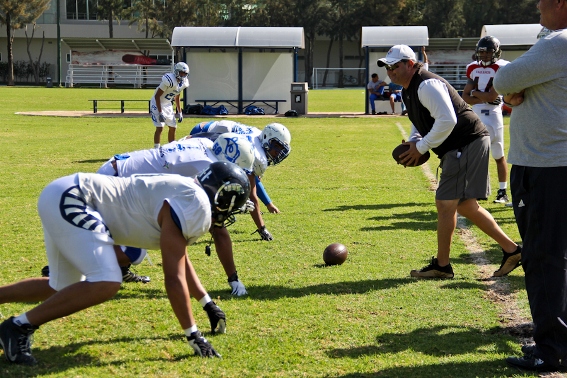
[436,136,490,201]
[150,101,177,128]
[37,174,123,291]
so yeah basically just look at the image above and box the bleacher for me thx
[65,64,172,88]
[428,64,468,91]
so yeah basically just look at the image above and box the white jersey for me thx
[466,59,509,114]
[77,173,211,249]
[104,138,216,178]
[150,72,189,110]
[190,120,268,176]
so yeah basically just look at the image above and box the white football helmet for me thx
[211,133,255,173]
[260,123,291,165]
[174,62,189,80]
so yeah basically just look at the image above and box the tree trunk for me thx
[338,31,344,88]
[322,38,334,87]
[6,14,14,86]
[109,12,113,38]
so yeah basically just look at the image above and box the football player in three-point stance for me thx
[186,120,292,242]
[150,62,190,149]
[96,133,255,296]
[0,162,251,364]
[463,36,511,205]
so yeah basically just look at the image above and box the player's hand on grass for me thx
[187,331,221,358]
[158,112,166,123]
[229,279,248,296]
[203,301,227,334]
[253,226,273,241]
[266,203,280,214]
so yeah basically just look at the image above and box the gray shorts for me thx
[436,136,490,201]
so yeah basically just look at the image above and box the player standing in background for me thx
[188,120,292,242]
[463,36,511,205]
[150,62,189,149]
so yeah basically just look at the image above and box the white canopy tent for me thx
[171,27,305,114]
[481,24,543,46]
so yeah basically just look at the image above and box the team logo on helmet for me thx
[213,136,241,164]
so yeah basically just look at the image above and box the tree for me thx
[96,0,126,38]
[24,23,47,84]
[127,0,161,38]
[0,0,50,85]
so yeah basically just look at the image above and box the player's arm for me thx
[462,80,483,105]
[158,201,195,330]
[154,88,165,113]
[255,176,280,214]
[471,87,500,103]
[248,173,274,240]
[247,173,264,229]
[174,94,183,122]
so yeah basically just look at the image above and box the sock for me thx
[154,143,160,149]
[499,182,507,190]
[184,324,198,336]
[199,294,212,308]
[13,313,30,326]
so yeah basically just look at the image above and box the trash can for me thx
[46,77,53,88]
[290,82,308,115]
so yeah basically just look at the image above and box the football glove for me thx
[175,112,183,123]
[252,226,273,241]
[187,331,221,358]
[229,280,248,296]
[239,200,255,214]
[203,301,226,334]
[158,112,166,123]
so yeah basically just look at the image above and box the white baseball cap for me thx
[377,45,417,67]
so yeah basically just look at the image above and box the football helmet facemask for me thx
[196,162,251,227]
[475,36,501,66]
[211,133,255,174]
[260,123,292,166]
[174,62,190,81]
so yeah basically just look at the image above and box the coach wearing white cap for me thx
[380,45,521,279]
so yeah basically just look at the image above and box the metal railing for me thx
[65,64,173,88]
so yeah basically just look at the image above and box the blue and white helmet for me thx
[211,133,255,174]
[174,62,189,80]
[260,123,292,165]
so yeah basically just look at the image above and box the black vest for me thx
[402,68,488,158]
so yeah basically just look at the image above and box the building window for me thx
[66,0,99,20]
[66,53,71,63]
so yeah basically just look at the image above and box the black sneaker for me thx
[521,344,536,356]
[493,246,522,277]
[371,110,376,115]
[494,189,510,204]
[203,301,226,334]
[410,257,454,278]
[0,317,38,365]
[121,265,150,283]
[506,354,564,372]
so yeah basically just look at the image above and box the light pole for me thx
[57,0,61,86]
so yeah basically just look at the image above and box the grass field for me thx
[0,87,539,377]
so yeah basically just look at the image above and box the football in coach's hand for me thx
[323,243,348,266]
[392,144,430,167]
